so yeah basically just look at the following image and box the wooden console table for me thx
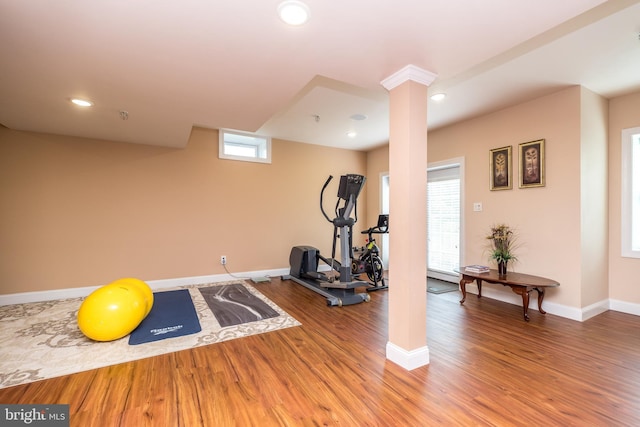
[453,267,559,321]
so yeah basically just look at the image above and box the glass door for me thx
[427,164,461,281]
[380,159,463,281]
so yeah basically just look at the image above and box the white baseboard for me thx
[427,271,458,283]
[4,270,640,323]
[610,299,640,316]
[580,299,610,321]
[0,268,290,306]
[386,342,430,370]
[463,283,634,322]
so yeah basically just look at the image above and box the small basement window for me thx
[219,129,271,164]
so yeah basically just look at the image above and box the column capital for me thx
[381,65,438,91]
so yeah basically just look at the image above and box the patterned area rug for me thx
[0,281,300,389]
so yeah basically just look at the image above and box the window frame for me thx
[621,126,640,258]
[219,129,271,164]
[427,164,462,280]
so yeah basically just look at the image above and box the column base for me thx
[386,341,430,370]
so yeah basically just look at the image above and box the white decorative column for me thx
[381,65,437,370]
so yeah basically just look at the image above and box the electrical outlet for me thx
[220,255,227,265]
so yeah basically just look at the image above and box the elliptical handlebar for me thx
[320,175,333,223]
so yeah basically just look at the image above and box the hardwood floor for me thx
[2,277,640,426]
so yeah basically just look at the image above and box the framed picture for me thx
[490,146,512,190]
[519,139,545,188]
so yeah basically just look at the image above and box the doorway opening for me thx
[427,160,462,282]
[379,157,464,283]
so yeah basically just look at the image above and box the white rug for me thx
[0,281,300,389]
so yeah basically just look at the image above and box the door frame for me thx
[378,156,465,281]
[427,157,465,282]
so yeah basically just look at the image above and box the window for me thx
[622,126,640,258]
[219,129,271,164]
[427,165,461,277]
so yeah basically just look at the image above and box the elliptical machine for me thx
[285,174,371,306]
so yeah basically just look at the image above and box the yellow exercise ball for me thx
[77,281,148,342]
[111,277,154,316]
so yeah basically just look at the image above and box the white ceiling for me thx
[1,0,639,151]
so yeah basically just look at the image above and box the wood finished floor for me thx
[1,277,640,426]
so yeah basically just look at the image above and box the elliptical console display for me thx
[337,174,365,200]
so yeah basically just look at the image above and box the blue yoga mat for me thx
[128,289,201,345]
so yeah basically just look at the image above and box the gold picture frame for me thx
[519,139,545,188]
[490,146,512,190]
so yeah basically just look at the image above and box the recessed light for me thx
[71,98,93,107]
[278,1,310,26]
[347,131,357,138]
[350,114,367,121]
[430,93,446,102]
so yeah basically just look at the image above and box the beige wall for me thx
[0,126,367,294]
[365,86,640,309]
[608,91,640,303]
[433,86,584,307]
[368,86,595,309]
[579,87,609,307]
[365,145,389,227]
[4,87,638,310]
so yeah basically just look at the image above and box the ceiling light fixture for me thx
[71,98,93,107]
[347,131,357,138]
[350,113,367,121]
[278,1,310,26]
[430,93,446,102]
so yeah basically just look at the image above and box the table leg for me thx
[476,279,483,298]
[535,287,547,314]
[509,285,531,321]
[459,276,474,304]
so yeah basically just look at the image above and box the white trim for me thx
[576,299,609,322]
[5,269,640,322]
[610,299,640,316]
[427,156,466,277]
[621,126,640,258]
[0,268,290,306]
[219,128,272,164]
[540,300,584,322]
[461,283,628,321]
[427,271,459,283]
[386,341,430,370]
[381,64,438,91]
[462,283,582,320]
[579,299,610,321]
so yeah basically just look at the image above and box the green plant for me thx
[486,224,518,264]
